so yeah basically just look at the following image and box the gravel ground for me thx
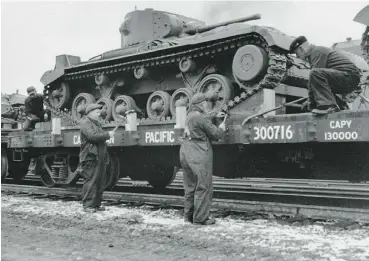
[1,193,369,261]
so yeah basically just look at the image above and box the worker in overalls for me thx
[179,93,226,225]
[290,36,360,115]
[23,86,46,130]
[79,103,114,213]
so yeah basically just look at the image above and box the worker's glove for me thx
[215,111,226,118]
[301,100,311,112]
[219,122,226,131]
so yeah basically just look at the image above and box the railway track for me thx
[2,175,369,223]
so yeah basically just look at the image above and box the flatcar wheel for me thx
[146,91,171,120]
[105,153,120,191]
[71,93,96,121]
[148,166,177,189]
[197,74,234,113]
[8,161,29,182]
[169,88,194,116]
[1,152,8,183]
[40,170,56,188]
[47,82,71,109]
[112,95,139,121]
[96,97,114,122]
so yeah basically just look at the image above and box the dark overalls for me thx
[23,94,45,130]
[179,109,224,223]
[79,116,110,209]
[306,46,360,109]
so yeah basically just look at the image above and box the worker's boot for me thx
[312,105,339,115]
[184,215,193,224]
[95,206,106,211]
[193,216,216,226]
[83,207,97,213]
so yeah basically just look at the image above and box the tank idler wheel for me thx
[105,153,121,191]
[232,45,269,82]
[1,151,8,183]
[169,88,194,116]
[46,82,71,109]
[148,166,178,189]
[197,74,234,113]
[71,93,96,121]
[134,67,149,80]
[179,58,196,73]
[146,91,171,120]
[96,97,114,122]
[112,95,141,121]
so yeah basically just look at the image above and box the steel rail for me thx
[2,183,369,223]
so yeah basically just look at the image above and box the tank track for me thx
[361,26,369,64]
[43,31,308,126]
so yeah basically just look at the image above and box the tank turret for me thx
[119,9,261,47]
[119,8,205,47]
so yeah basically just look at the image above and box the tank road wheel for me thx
[148,165,177,189]
[1,151,8,183]
[170,88,194,116]
[47,82,71,109]
[39,153,81,188]
[198,74,234,113]
[71,93,95,122]
[96,97,114,122]
[112,95,140,121]
[179,58,196,73]
[232,45,269,83]
[105,153,121,191]
[146,91,171,120]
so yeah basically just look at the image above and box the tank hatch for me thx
[119,8,205,47]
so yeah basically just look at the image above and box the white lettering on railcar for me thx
[324,120,357,141]
[73,135,114,145]
[253,125,293,141]
[329,120,352,129]
[145,131,175,143]
[324,131,358,141]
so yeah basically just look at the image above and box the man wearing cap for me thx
[180,93,226,225]
[23,86,46,130]
[289,36,361,115]
[79,103,115,213]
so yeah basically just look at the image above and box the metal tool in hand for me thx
[241,97,308,126]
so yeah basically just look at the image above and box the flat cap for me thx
[190,93,206,105]
[85,103,103,115]
[289,36,307,53]
[26,86,36,94]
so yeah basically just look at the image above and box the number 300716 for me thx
[253,125,293,140]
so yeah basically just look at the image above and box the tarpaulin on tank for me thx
[8,93,26,106]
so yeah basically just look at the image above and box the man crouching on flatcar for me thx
[79,103,114,213]
[180,93,226,225]
[289,36,361,115]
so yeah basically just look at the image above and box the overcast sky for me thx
[1,1,368,95]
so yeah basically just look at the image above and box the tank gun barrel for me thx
[184,13,261,35]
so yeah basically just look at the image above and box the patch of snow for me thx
[2,194,369,261]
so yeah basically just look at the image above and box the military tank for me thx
[354,5,369,64]
[40,8,312,126]
[1,91,27,182]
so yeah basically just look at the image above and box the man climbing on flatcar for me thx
[23,86,47,130]
[289,36,361,115]
[180,93,226,225]
[79,103,115,213]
